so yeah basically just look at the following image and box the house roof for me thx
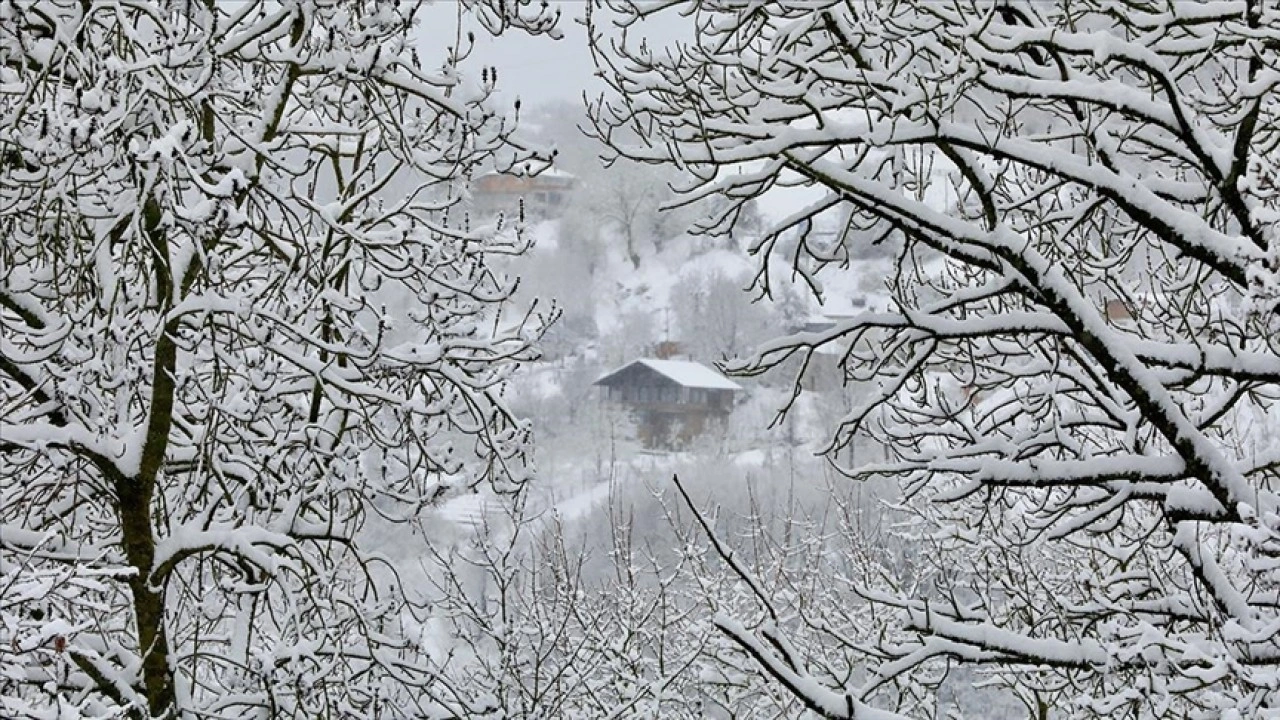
[533,167,576,180]
[595,358,743,391]
[473,167,577,185]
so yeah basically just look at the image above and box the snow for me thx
[436,492,506,531]
[532,166,575,180]
[550,480,613,522]
[596,358,743,390]
[714,614,912,720]
[6,1,1280,718]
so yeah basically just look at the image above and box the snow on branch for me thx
[590,0,1280,715]
[0,1,558,716]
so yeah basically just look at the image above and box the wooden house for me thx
[469,169,576,220]
[1104,297,1135,323]
[594,359,742,448]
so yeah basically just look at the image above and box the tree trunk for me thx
[118,478,174,719]
[625,227,641,269]
[119,320,180,718]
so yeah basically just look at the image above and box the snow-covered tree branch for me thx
[590,0,1280,716]
[0,1,558,717]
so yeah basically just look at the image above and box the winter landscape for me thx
[3,1,1280,718]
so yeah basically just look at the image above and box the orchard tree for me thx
[418,459,888,719]
[590,1,1280,718]
[0,1,559,718]
[525,100,697,269]
[414,500,714,718]
[572,158,694,269]
[672,270,775,364]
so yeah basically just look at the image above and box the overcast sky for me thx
[415,3,819,223]
[418,2,600,108]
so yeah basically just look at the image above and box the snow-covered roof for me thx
[474,167,576,181]
[534,167,576,180]
[595,358,743,390]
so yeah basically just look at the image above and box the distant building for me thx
[1104,297,1135,323]
[594,358,742,448]
[469,169,576,220]
[784,295,881,392]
